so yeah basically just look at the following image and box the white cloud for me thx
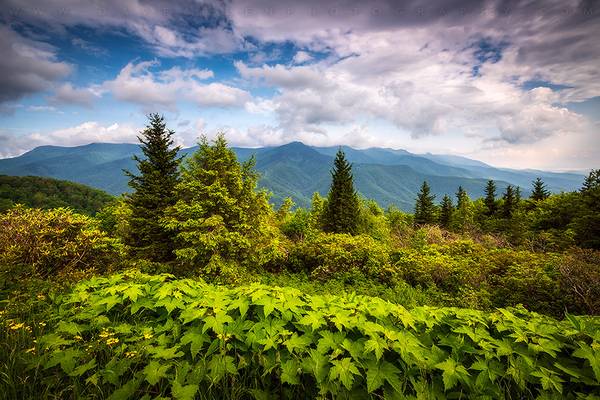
[103,60,250,110]
[50,83,98,107]
[0,122,139,158]
[292,51,313,64]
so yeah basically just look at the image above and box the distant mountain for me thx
[0,175,113,215]
[0,142,585,211]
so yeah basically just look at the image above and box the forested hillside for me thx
[1,115,599,399]
[0,142,583,210]
[0,175,113,214]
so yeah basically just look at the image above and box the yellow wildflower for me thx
[38,322,46,327]
[106,338,119,346]
[9,322,25,330]
[143,332,153,340]
[125,351,137,358]
[74,335,83,341]
[25,347,36,354]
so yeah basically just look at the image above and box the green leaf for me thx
[364,336,388,361]
[573,343,600,382]
[69,358,96,377]
[435,358,470,391]
[281,359,301,385]
[202,312,233,335]
[45,349,83,374]
[143,361,171,385]
[298,311,325,331]
[179,308,206,325]
[366,360,402,393]
[180,328,210,359]
[150,345,184,360]
[531,367,564,393]
[283,333,312,354]
[171,381,198,400]
[208,354,237,383]
[329,357,360,390]
[107,378,141,400]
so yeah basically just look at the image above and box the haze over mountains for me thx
[0,142,585,211]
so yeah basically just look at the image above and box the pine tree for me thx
[502,185,516,219]
[323,149,360,234]
[453,186,473,231]
[125,114,180,261]
[414,181,437,225]
[162,134,279,270]
[439,195,454,229]
[574,169,600,249]
[530,178,549,201]
[484,180,497,216]
[515,186,522,203]
[456,186,468,209]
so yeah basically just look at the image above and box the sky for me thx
[0,0,599,171]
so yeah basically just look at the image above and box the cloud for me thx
[50,83,98,107]
[292,51,313,64]
[0,122,139,158]
[0,25,71,103]
[103,60,250,110]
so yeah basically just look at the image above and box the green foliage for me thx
[414,181,437,226]
[573,169,600,249]
[484,179,498,216]
[0,175,113,215]
[323,149,360,234]
[286,232,390,282]
[531,178,550,201]
[162,134,283,278]
[0,205,122,278]
[439,194,454,229]
[125,114,181,262]
[502,185,517,219]
[10,271,600,399]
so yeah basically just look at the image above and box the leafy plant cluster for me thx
[8,271,598,399]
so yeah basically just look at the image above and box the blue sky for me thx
[0,0,599,170]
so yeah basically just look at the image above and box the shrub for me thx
[286,233,390,282]
[0,205,123,278]
[558,248,600,315]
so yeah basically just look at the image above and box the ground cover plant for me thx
[3,271,600,399]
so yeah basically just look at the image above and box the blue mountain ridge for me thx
[0,141,585,211]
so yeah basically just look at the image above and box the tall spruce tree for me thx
[530,177,550,201]
[414,181,437,225]
[502,185,516,219]
[453,186,473,231]
[125,114,181,261]
[574,169,600,249]
[323,149,360,234]
[439,195,454,229]
[484,180,497,216]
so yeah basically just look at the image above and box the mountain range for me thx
[0,142,585,211]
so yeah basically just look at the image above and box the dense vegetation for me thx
[1,116,599,398]
[0,175,113,215]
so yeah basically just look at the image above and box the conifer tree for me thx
[456,186,468,209]
[414,181,437,225]
[515,186,522,203]
[125,114,180,261]
[484,180,497,216]
[453,186,473,231]
[530,177,550,201]
[574,169,600,249]
[162,134,279,270]
[323,149,360,234]
[502,185,516,219]
[439,194,454,229]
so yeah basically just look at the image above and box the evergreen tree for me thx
[323,149,360,234]
[456,186,468,209]
[515,186,522,203]
[531,178,550,201]
[414,181,437,225]
[574,169,600,249]
[162,134,280,271]
[439,195,454,229]
[484,180,497,216]
[453,186,474,231]
[125,114,180,261]
[502,185,516,219]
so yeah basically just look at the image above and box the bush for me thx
[0,205,123,278]
[558,248,600,315]
[286,233,390,282]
